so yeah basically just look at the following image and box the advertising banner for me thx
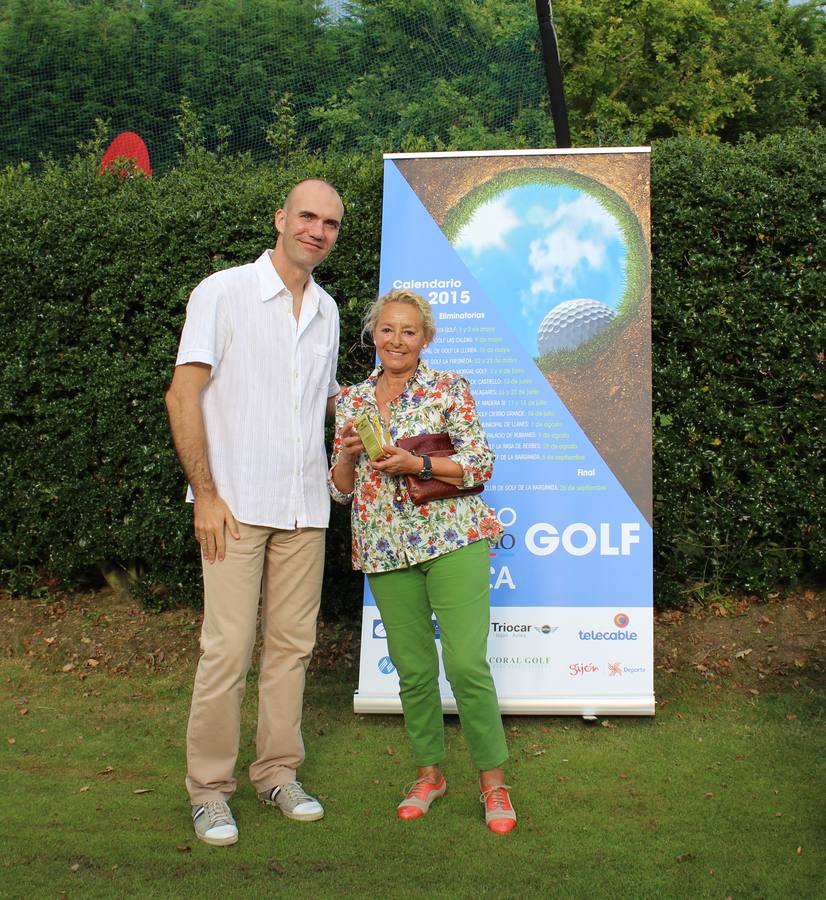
[355,149,654,716]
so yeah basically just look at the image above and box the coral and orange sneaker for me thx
[480,784,517,834]
[397,776,447,819]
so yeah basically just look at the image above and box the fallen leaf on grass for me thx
[17,707,28,716]
[794,657,808,668]
[385,746,395,756]
[656,611,680,626]
[704,792,714,799]
[675,853,694,863]
[176,845,191,853]
[797,846,804,856]
[132,789,153,795]
[787,714,798,721]
[734,649,752,659]
[267,859,287,874]
[85,659,99,668]
[61,663,75,673]
[618,773,629,780]
[44,637,56,645]
[97,765,114,775]
[69,863,80,872]
[600,720,615,728]
[804,610,816,622]
[7,738,15,745]
[79,786,90,793]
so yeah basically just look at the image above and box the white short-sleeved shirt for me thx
[175,249,340,529]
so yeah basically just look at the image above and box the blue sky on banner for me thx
[452,185,627,356]
[379,161,651,607]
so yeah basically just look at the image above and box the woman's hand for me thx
[338,419,366,465]
[370,445,421,476]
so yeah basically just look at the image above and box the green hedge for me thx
[0,149,381,614]
[0,130,823,611]
[651,129,826,602]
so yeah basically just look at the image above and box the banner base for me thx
[354,693,655,716]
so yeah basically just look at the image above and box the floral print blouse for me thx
[328,360,502,573]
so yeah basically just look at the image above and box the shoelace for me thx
[480,784,512,809]
[279,782,312,804]
[403,777,441,800]
[203,799,233,826]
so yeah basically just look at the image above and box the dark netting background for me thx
[0,0,552,171]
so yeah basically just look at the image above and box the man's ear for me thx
[274,208,285,234]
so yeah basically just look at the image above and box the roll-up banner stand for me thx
[354,149,654,716]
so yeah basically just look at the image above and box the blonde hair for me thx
[361,289,436,344]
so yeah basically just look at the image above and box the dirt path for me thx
[2,588,824,691]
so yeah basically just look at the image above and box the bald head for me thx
[282,179,343,217]
[272,179,344,279]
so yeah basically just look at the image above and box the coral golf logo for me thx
[578,612,637,641]
[608,661,622,677]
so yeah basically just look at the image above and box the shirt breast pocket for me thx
[311,342,333,391]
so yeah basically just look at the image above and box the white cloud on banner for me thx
[527,195,621,297]
[454,197,519,255]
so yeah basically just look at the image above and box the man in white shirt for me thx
[165,179,344,847]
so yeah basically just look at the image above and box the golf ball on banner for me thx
[537,298,616,355]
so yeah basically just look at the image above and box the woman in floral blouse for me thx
[329,288,516,835]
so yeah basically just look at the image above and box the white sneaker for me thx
[192,799,238,846]
[258,781,324,821]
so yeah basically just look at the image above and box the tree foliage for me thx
[0,0,824,169]
[558,0,826,144]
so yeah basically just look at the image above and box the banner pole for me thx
[534,0,571,148]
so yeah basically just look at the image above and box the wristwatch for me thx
[417,454,433,480]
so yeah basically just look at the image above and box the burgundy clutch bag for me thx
[396,433,484,506]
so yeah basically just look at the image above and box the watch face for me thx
[419,454,433,480]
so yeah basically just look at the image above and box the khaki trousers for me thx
[185,522,325,803]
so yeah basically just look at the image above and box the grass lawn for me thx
[2,641,824,899]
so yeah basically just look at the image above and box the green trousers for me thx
[367,540,508,771]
